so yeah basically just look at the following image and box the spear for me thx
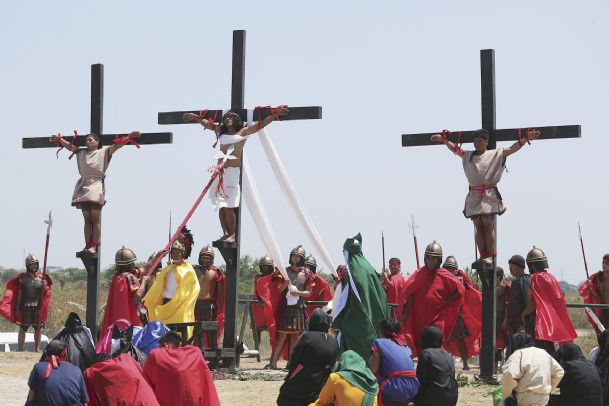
[381,231,386,273]
[167,210,172,266]
[42,211,52,275]
[578,222,590,280]
[408,214,421,268]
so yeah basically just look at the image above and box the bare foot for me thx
[86,246,97,254]
[224,234,237,243]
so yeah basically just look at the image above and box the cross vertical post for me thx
[401,49,580,381]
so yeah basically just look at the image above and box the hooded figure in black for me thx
[414,326,458,406]
[549,343,602,406]
[276,309,339,406]
[52,312,96,371]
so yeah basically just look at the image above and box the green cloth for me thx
[333,350,379,406]
[332,233,388,360]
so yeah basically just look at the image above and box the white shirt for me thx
[502,347,564,406]
[163,268,178,298]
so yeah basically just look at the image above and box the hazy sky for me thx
[1,1,607,284]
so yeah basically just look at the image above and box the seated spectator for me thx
[502,333,564,406]
[26,340,89,406]
[594,330,609,405]
[414,326,458,406]
[310,350,379,406]
[84,353,159,406]
[277,309,339,406]
[368,319,419,406]
[550,343,602,406]
[143,332,220,406]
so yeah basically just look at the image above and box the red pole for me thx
[146,166,223,276]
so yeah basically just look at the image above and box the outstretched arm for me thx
[503,129,540,158]
[240,105,289,136]
[430,133,465,157]
[183,113,221,135]
[109,131,141,156]
[49,134,76,152]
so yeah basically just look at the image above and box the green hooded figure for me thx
[332,233,388,360]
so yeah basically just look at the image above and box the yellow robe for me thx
[310,373,378,406]
[144,262,200,337]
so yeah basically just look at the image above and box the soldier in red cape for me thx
[579,253,609,334]
[442,256,482,370]
[252,255,283,354]
[381,257,408,320]
[193,245,225,347]
[0,254,52,352]
[400,241,464,356]
[304,255,333,317]
[521,246,577,355]
[97,247,148,354]
[143,332,220,406]
[84,353,160,406]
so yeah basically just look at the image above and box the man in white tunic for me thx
[49,131,140,254]
[501,333,564,406]
[431,128,540,262]
[183,106,288,243]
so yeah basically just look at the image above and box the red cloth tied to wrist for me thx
[209,164,226,198]
[67,131,78,160]
[254,105,286,129]
[53,133,63,158]
[113,133,141,149]
[441,129,463,155]
[517,128,532,147]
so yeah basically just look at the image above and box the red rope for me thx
[254,105,286,129]
[441,129,463,155]
[517,128,532,147]
[53,133,63,158]
[67,131,78,160]
[209,164,227,198]
[113,133,141,148]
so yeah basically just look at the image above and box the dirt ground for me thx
[0,352,498,406]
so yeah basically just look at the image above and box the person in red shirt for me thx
[304,255,333,317]
[381,257,408,320]
[143,332,220,406]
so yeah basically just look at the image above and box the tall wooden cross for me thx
[22,64,173,334]
[401,49,580,380]
[157,30,322,368]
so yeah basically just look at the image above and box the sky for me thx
[0,1,607,284]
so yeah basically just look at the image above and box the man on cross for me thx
[183,106,289,243]
[430,128,540,262]
[49,131,141,254]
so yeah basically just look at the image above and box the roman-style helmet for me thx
[115,246,136,273]
[25,254,39,267]
[199,245,214,259]
[442,255,458,270]
[259,254,274,267]
[424,241,443,258]
[305,255,317,273]
[526,246,548,273]
[289,245,306,266]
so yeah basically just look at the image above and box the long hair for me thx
[219,111,244,135]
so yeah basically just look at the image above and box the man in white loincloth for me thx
[49,131,141,254]
[183,106,288,243]
[430,128,540,263]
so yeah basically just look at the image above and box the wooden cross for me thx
[157,30,322,368]
[401,49,580,380]
[22,64,173,335]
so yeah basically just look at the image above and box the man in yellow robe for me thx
[144,231,200,337]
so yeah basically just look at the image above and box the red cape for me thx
[579,271,605,333]
[97,273,141,353]
[306,274,333,318]
[84,354,159,406]
[143,345,220,406]
[0,272,52,324]
[530,272,577,343]
[400,266,465,356]
[253,271,288,359]
[444,270,482,358]
[382,273,407,320]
